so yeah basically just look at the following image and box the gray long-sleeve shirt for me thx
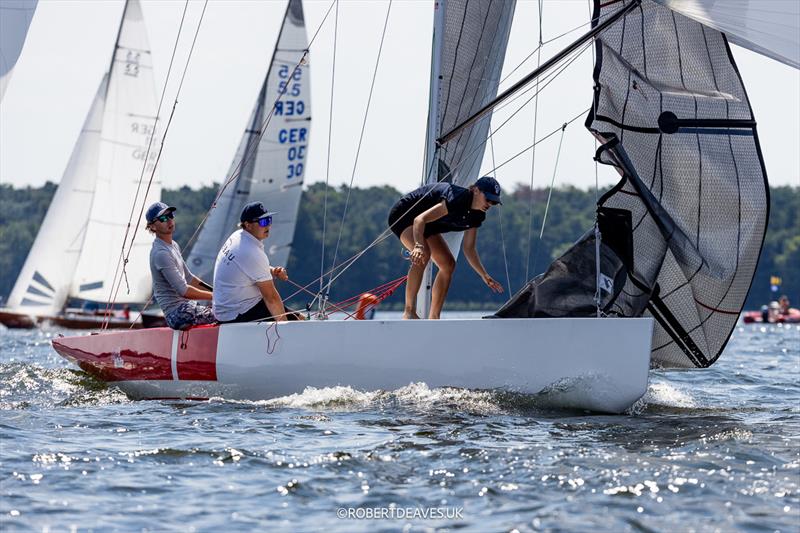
[149,238,193,316]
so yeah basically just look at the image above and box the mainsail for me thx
[70,0,161,304]
[417,0,516,316]
[5,0,159,314]
[497,0,779,369]
[0,0,38,101]
[187,0,310,281]
[5,76,106,315]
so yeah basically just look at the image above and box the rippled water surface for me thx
[1,316,799,532]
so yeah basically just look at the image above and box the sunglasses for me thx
[156,212,174,223]
[252,215,272,227]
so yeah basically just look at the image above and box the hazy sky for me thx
[1,0,798,196]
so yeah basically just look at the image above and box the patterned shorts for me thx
[165,301,216,330]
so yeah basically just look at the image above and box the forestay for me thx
[187,0,310,281]
[67,0,161,305]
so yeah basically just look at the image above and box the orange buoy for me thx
[355,293,380,320]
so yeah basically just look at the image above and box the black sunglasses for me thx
[156,212,174,223]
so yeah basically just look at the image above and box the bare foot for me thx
[403,311,420,320]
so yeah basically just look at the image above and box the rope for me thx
[319,0,339,304]
[102,0,201,329]
[531,123,567,277]
[326,0,393,297]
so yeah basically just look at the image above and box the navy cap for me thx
[475,176,502,204]
[240,201,277,223]
[145,201,176,223]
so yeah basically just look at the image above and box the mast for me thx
[415,0,447,319]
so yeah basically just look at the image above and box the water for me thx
[1,317,799,532]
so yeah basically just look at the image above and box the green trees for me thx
[1,182,797,310]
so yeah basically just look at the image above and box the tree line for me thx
[0,182,797,311]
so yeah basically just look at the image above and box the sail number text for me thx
[276,63,307,180]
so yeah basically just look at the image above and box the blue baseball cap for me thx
[475,176,502,204]
[145,201,176,223]
[240,201,277,223]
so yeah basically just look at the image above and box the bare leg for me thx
[427,234,456,319]
[399,226,428,319]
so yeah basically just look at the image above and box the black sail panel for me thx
[586,0,769,368]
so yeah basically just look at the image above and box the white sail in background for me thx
[654,0,800,69]
[70,0,161,304]
[5,75,107,315]
[417,0,516,316]
[0,0,38,101]
[188,0,310,280]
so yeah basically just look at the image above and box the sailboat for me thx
[0,0,161,329]
[0,0,38,102]
[186,0,311,283]
[50,0,797,413]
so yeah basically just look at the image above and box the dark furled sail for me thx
[496,0,769,370]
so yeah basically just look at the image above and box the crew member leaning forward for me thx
[146,201,215,330]
[387,176,504,320]
[212,202,303,323]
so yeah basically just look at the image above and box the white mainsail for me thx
[0,0,38,101]
[5,76,106,315]
[417,0,516,316]
[5,0,159,316]
[70,0,161,304]
[187,0,311,281]
[653,0,800,69]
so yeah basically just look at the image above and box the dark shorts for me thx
[219,300,303,324]
[164,301,216,330]
[387,202,415,239]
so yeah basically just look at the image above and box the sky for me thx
[1,0,798,197]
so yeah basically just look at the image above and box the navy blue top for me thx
[391,183,485,237]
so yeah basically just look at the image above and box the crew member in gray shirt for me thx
[146,201,215,330]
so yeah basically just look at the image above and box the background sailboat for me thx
[0,0,161,329]
[186,0,311,282]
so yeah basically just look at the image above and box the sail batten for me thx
[187,0,311,281]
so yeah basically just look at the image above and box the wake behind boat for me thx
[51,317,654,413]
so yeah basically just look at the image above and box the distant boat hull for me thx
[743,309,800,324]
[51,317,654,414]
[0,309,37,329]
[0,309,141,330]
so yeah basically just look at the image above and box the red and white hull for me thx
[52,317,654,413]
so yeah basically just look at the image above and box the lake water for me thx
[1,315,798,531]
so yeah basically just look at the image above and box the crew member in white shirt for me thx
[212,202,303,323]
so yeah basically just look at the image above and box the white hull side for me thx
[106,317,653,413]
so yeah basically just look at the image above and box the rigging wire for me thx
[102,0,197,329]
[127,0,338,328]
[589,0,603,317]
[531,123,567,278]
[488,130,512,295]
[523,0,544,288]
[325,0,393,302]
[319,0,340,308]
[177,0,336,255]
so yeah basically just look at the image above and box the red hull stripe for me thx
[176,326,219,381]
[53,328,174,382]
